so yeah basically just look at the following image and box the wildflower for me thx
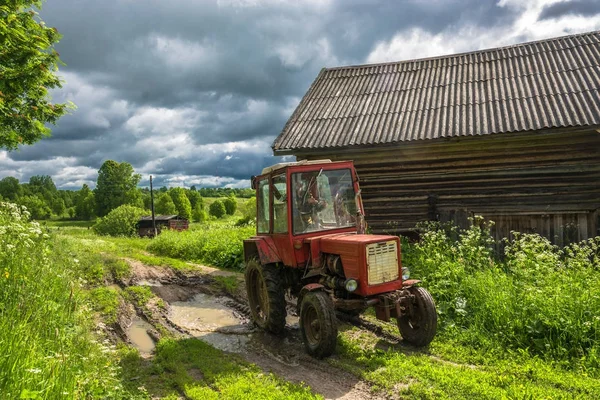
[4,271,8,279]
[26,368,42,374]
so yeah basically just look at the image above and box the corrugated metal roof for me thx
[139,215,180,221]
[273,31,600,152]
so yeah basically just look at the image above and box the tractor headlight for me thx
[402,267,410,281]
[344,278,358,292]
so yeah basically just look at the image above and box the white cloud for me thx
[149,34,218,70]
[125,107,201,136]
[367,0,600,64]
[0,154,97,189]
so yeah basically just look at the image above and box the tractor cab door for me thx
[255,173,296,267]
[270,173,296,266]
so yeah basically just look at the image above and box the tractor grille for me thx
[366,241,399,285]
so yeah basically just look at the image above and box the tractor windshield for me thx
[292,168,357,234]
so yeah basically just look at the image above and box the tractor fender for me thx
[297,283,326,308]
[402,279,421,287]
[243,237,281,265]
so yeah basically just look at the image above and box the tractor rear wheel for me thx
[245,260,286,335]
[299,291,338,358]
[397,286,437,346]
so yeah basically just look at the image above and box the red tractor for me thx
[244,160,437,357]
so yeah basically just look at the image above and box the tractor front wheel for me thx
[245,260,286,335]
[397,286,437,346]
[299,291,338,358]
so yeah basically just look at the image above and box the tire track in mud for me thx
[120,260,388,400]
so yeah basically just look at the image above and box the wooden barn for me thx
[273,31,600,246]
[138,215,189,237]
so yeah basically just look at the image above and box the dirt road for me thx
[115,259,383,400]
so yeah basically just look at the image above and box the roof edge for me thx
[322,29,600,72]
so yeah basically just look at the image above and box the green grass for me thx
[148,222,254,270]
[333,326,600,399]
[125,286,155,307]
[213,275,240,295]
[89,286,121,324]
[119,338,320,399]
[0,202,134,399]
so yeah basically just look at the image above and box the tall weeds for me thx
[147,222,255,270]
[0,203,129,398]
[404,217,600,371]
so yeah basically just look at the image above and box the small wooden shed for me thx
[273,31,600,246]
[138,215,189,237]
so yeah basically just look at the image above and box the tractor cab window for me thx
[257,179,269,234]
[272,174,288,233]
[292,168,357,234]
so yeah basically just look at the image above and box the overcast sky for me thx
[1,0,599,189]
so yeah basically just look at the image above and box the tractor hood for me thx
[305,233,403,296]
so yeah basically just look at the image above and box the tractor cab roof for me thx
[261,159,333,175]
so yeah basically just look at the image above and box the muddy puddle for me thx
[169,293,251,353]
[127,316,155,355]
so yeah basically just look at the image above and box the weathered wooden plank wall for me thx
[297,128,600,245]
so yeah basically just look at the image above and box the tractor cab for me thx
[244,160,437,358]
[253,159,362,235]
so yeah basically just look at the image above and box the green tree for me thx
[0,1,71,150]
[75,184,95,220]
[192,202,207,223]
[18,194,51,219]
[155,192,177,215]
[169,187,191,220]
[93,205,145,237]
[50,197,65,216]
[0,177,22,201]
[94,160,141,217]
[186,190,203,209]
[209,200,226,219]
[223,196,237,215]
[241,197,257,219]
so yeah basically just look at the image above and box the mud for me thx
[118,259,385,400]
[126,316,156,356]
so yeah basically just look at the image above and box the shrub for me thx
[209,200,226,219]
[223,196,237,215]
[93,205,146,236]
[241,197,256,220]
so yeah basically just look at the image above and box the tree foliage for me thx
[94,160,141,217]
[241,197,257,219]
[169,187,192,220]
[0,0,71,150]
[223,196,237,215]
[192,202,207,223]
[0,177,22,200]
[74,184,95,220]
[155,192,177,215]
[209,200,226,219]
[186,190,203,210]
[93,205,145,237]
[18,194,51,219]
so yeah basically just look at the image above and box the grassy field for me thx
[3,200,600,399]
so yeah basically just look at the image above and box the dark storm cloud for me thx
[4,0,567,188]
[41,0,510,107]
[539,0,600,20]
